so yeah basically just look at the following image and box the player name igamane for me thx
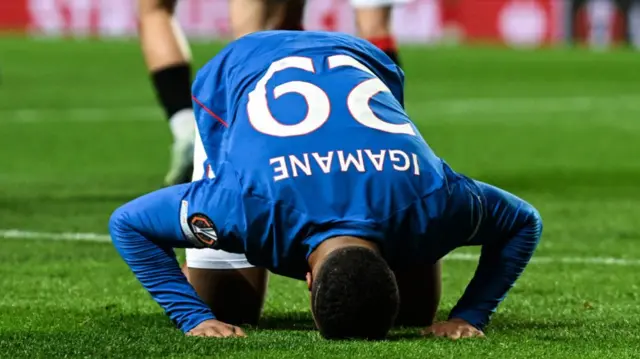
[269,149,421,181]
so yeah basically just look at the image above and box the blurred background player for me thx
[138,0,305,185]
[350,0,407,65]
[569,0,637,48]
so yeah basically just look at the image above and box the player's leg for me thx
[183,126,268,326]
[229,0,305,39]
[616,0,633,46]
[393,260,442,327]
[569,0,589,45]
[271,0,305,31]
[228,0,269,38]
[186,251,268,325]
[351,0,404,66]
[138,0,195,185]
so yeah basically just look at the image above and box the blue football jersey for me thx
[188,31,455,279]
[109,31,542,333]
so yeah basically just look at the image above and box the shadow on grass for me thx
[258,311,315,331]
[257,311,426,341]
[256,308,455,335]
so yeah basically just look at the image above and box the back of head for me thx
[311,246,399,340]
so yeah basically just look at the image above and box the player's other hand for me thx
[421,318,485,340]
[186,319,247,338]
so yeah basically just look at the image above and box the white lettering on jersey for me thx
[247,55,416,137]
[328,55,416,136]
[312,152,334,174]
[270,149,420,180]
[337,150,366,173]
[289,153,312,177]
[270,156,290,182]
[247,57,331,137]
[248,55,423,182]
[364,149,386,171]
[389,150,411,171]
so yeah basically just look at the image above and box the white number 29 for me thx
[247,55,416,137]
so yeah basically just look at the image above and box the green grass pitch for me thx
[1,37,640,358]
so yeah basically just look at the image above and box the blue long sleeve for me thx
[108,184,215,333]
[449,181,543,330]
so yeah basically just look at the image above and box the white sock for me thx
[169,109,196,143]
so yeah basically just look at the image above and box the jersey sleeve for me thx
[448,182,543,330]
[108,174,244,333]
[108,183,214,332]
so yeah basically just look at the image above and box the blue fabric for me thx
[109,184,215,332]
[447,180,543,329]
[108,31,542,333]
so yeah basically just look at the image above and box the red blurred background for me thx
[1,0,638,48]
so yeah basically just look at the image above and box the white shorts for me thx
[350,0,412,9]
[185,125,254,270]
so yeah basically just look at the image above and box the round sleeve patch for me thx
[179,200,219,248]
[188,213,219,248]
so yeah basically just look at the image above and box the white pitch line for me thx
[445,252,640,266]
[0,229,110,242]
[419,94,640,116]
[2,229,640,266]
[0,106,161,123]
[2,94,640,123]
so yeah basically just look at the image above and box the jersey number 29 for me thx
[247,55,416,138]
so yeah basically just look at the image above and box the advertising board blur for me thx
[0,0,638,48]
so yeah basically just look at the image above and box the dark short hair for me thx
[311,246,399,340]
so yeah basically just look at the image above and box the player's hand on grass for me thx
[421,318,485,340]
[186,319,247,338]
